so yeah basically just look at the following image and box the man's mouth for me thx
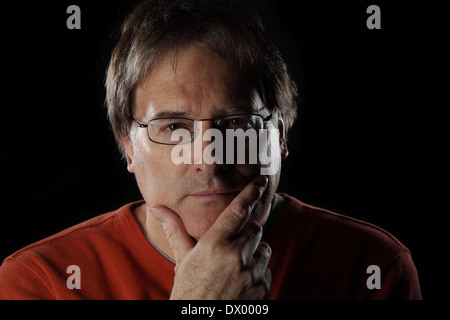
[190,189,240,202]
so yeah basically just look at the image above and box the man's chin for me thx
[184,216,221,241]
[179,200,232,240]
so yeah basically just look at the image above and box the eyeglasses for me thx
[134,113,272,145]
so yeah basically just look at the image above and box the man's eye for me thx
[224,117,252,129]
[231,118,244,125]
[163,123,189,132]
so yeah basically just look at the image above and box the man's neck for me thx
[132,196,283,263]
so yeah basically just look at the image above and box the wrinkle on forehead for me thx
[134,45,264,121]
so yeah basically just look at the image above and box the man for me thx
[0,0,421,299]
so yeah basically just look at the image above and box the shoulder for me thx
[1,201,143,274]
[0,201,144,299]
[268,194,421,299]
[274,193,410,259]
[7,210,116,262]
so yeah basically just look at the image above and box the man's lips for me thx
[190,189,240,201]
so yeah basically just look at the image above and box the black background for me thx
[0,0,445,300]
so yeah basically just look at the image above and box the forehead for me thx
[134,46,264,119]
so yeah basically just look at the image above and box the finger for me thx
[262,268,272,299]
[239,220,263,267]
[240,268,272,300]
[206,175,268,242]
[252,242,272,284]
[150,206,195,264]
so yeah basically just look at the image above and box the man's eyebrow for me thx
[153,110,190,118]
[152,106,257,119]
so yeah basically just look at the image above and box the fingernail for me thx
[256,175,268,188]
[150,207,165,223]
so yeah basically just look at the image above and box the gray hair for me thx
[105,0,299,156]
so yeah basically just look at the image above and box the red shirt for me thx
[0,194,421,299]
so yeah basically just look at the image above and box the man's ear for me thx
[122,134,135,173]
[278,116,289,159]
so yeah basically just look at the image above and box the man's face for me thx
[123,46,287,240]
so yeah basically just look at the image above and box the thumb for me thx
[150,206,195,264]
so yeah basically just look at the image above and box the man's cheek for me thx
[135,164,171,204]
[257,128,281,176]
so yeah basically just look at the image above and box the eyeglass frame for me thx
[133,113,273,145]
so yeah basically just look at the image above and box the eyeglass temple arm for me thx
[133,119,148,128]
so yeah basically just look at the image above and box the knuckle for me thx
[241,220,263,241]
[230,202,251,221]
[253,242,272,262]
[162,220,181,244]
[247,220,263,234]
[234,183,264,214]
[161,222,174,239]
[254,184,266,198]
[259,242,272,259]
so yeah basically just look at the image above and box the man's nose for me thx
[191,121,228,174]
